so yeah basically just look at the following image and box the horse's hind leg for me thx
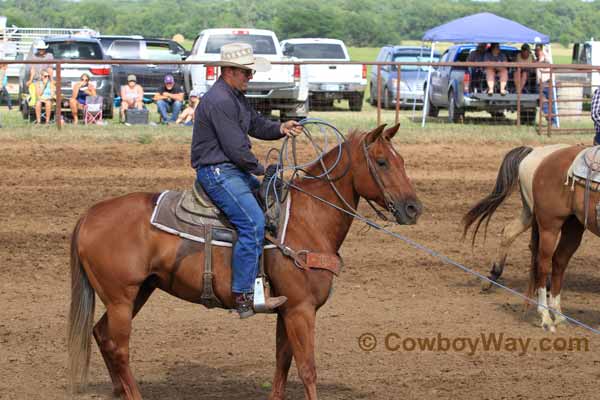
[483,208,532,291]
[94,281,155,398]
[550,216,584,326]
[534,219,562,332]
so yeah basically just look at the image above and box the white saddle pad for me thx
[568,146,600,183]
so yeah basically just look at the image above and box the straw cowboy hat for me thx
[209,42,271,72]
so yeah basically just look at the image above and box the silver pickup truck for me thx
[184,28,309,121]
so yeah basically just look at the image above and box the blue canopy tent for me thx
[419,12,553,126]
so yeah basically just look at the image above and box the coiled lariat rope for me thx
[263,118,600,336]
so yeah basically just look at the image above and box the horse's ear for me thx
[383,123,400,140]
[365,124,387,144]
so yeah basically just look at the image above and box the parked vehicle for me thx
[572,40,599,97]
[427,44,539,123]
[0,22,98,101]
[98,36,189,97]
[369,46,440,108]
[185,28,309,120]
[280,38,366,111]
[18,36,114,119]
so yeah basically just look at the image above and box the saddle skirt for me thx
[150,182,291,248]
[567,146,600,185]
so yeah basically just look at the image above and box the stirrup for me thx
[253,277,287,313]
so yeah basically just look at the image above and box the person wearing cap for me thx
[192,42,302,319]
[26,39,54,87]
[515,44,534,93]
[120,74,144,121]
[175,90,200,126]
[153,74,184,124]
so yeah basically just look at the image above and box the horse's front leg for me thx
[283,305,318,400]
[269,313,293,400]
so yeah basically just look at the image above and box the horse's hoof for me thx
[481,279,494,292]
[541,321,556,333]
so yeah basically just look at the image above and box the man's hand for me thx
[280,120,303,137]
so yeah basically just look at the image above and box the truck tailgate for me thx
[305,64,362,84]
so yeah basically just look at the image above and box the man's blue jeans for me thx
[542,87,558,126]
[196,163,264,294]
[157,99,182,123]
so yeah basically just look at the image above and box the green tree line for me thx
[2,0,600,47]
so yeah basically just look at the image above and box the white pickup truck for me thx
[280,38,366,111]
[185,28,309,121]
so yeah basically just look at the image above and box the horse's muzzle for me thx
[392,199,423,225]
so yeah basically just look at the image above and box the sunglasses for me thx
[81,78,89,82]
[238,68,255,77]
[42,75,49,78]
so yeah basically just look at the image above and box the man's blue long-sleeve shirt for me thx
[191,77,284,175]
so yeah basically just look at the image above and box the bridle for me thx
[360,137,400,221]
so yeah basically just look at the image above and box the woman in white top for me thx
[120,74,144,121]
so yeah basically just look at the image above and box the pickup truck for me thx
[185,28,309,121]
[427,44,539,124]
[98,36,188,97]
[572,40,599,97]
[280,38,366,111]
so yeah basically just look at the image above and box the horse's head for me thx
[351,124,422,225]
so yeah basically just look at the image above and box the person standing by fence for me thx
[591,87,600,145]
[535,44,558,127]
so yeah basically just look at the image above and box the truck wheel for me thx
[427,92,439,117]
[348,93,363,111]
[519,108,536,125]
[369,84,376,105]
[448,90,463,123]
[21,100,30,120]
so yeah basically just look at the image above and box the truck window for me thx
[286,43,346,59]
[583,44,592,64]
[456,49,471,62]
[146,42,182,61]
[205,34,277,55]
[393,53,437,71]
[108,40,141,59]
[47,41,103,60]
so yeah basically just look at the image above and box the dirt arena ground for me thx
[2,134,600,400]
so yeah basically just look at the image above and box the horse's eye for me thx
[376,158,388,167]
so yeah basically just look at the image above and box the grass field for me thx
[0,102,593,146]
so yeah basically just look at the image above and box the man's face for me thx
[165,82,174,91]
[230,68,254,92]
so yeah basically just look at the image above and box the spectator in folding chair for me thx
[153,74,184,124]
[175,89,200,126]
[83,95,104,125]
[35,72,55,124]
[69,73,97,124]
[120,74,144,122]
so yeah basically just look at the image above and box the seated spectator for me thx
[0,63,12,110]
[153,74,184,124]
[35,72,56,124]
[120,74,144,121]
[515,44,534,93]
[466,43,487,63]
[26,39,54,88]
[69,73,97,124]
[484,43,508,95]
[175,90,200,126]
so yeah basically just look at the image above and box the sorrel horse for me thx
[462,144,569,290]
[68,124,422,400]
[526,144,594,331]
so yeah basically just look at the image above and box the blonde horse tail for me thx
[462,146,534,245]
[67,216,95,393]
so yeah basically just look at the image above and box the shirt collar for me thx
[217,76,244,99]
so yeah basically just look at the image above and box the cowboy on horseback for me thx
[191,43,303,318]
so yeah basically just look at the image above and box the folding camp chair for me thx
[84,95,103,125]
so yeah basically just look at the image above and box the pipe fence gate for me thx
[0,58,598,135]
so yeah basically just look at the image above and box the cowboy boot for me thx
[234,292,287,319]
